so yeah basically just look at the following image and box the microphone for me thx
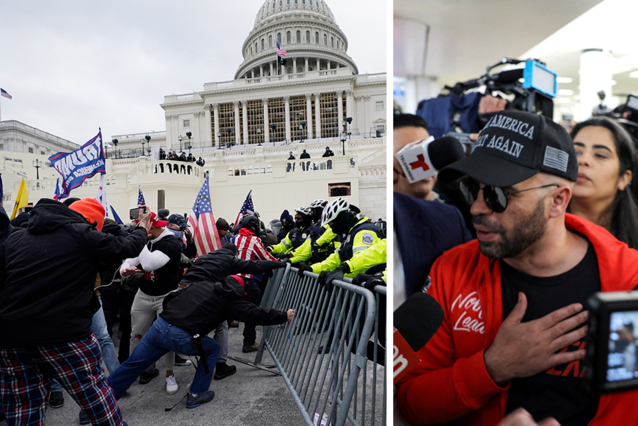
[393,293,444,385]
[395,136,466,184]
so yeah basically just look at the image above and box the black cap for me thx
[438,111,578,187]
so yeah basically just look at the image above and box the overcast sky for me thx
[0,0,386,146]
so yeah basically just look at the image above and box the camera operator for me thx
[107,274,293,409]
[397,111,638,426]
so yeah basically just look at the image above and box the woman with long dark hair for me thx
[569,116,638,249]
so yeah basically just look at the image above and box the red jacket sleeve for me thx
[396,256,508,425]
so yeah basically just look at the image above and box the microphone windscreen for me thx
[428,137,466,171]
[394,293,444,352]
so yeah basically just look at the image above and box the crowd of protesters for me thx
[159,148,205,167]
[0,188,386,425]
[393,104,638,426]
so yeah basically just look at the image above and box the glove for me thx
[363,277,385,292]
[276,252,292,260]
[352,273,385,292]
[318,264,350,292]
[352,274,373,287]
[297,263,312,277]
[257,260,286,270]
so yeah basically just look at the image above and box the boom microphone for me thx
[395,136,465,184]
[393,293,444,385]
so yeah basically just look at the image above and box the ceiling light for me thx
[557,77,573,84]
[558,98,572,104]
[558,89,573,96]
[630,71,638,78]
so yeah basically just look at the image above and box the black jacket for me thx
[0,205,14,247]
[136,230,182,296]
[180,247,282,286]
[0,199,147,346]
[160,276,287,336]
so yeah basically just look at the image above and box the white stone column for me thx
[305,57,309,72]
[270,62,273,76]
[363,96,370,135]
[578,48,613,122]
[354,96,363,135]
[204,105,212,147]
[171,115,179,150]
[305,94,313,140]
[293,57,297,73]
[200,110,210,143]
[165,114,173,151]
[314,92,321,140]
[284,95,291,142]
[213,103,220,148]
[263,98,270,144]
[337,90,344,129]
[260,65,263,77]
[346,89,353,123]
[233,101,240,145]
[241,101,249,145]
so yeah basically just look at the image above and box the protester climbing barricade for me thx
[255,264,386,426]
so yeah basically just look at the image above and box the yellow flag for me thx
[10,178,28,220]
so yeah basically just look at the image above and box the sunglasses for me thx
[459,178,559,213]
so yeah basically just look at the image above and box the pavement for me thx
[0,324,305,426]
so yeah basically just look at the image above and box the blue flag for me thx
[110,205,124,224]
[138,186,146,206]
[49,130,106,200]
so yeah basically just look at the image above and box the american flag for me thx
[53,178,62,201]
[94,174,108,217]
[188,177,221,256]
[0,89,12,100]
[138,185,146,206]
[234,190,255,228]
[276,42,287,57]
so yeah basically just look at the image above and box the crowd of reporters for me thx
[394,91,638,426]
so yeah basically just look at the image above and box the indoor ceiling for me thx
[394,0,605,85]
[394,0,638,111]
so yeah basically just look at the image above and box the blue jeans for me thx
[242,279,261,346]
[51,297,120,393]
[107,317,220,399]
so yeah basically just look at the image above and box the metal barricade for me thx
[254,265,385,426]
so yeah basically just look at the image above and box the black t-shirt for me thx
[139,234,182,296]
[501,241,600,426]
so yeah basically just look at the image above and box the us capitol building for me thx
[1,0,386,224]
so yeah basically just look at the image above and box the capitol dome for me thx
[235,0,358,79]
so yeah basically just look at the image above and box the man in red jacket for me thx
[397,110,638,426]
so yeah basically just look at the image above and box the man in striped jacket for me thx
[232,214,279,353]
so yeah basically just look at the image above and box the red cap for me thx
[149,212,168,228]
[229,275,245,287]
